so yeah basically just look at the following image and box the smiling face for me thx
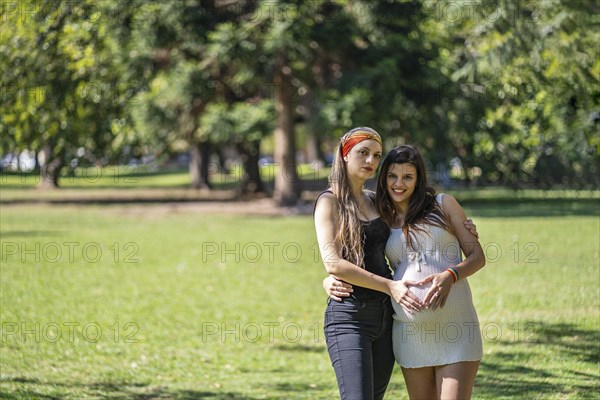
[386,163,417,209]
[343,139,383,180]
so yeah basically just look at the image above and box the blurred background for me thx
[1,0,598,205]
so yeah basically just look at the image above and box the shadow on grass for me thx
[0,390,62,400]
[0,230,64,238]
[475,321,600,398]
[270,382,322,393]
[462,199,599,218]
[529,321,600,364]
[0,378,265,399]
[273,343,324,353]
[1,321,597,398]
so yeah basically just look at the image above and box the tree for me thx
[0,0,129,187]
[429,0,599,187]
[125,1,218,189]
[241,0,372,205]
[200,101,275,195]
[126,0,283,191]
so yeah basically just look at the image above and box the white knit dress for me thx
[386,194,482,368]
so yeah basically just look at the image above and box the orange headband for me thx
[341,131,382,157]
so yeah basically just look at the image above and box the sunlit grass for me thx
[0,197,598,398]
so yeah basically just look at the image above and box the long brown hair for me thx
[375,145,453,249]
[328,127,381,268]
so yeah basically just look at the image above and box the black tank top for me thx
[314,191,392,301]
[352,217,392,300]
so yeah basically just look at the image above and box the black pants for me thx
[324,296,395,400]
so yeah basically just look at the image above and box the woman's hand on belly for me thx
[416,270,455,310]
[388,280,426,313]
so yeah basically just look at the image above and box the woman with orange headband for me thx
[314,127,410,399]
[314,128,478,399]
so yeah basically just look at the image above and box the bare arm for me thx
[421,194,486,309]
[323,218,478,302]
[314,193,423,311]
[323,275,353,302]
[315,193,394,294]
[323,218,479,301]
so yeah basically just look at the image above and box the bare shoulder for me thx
[314,192,339,244]
[440,193,466,220]
[440,193,461,209]
[314,192,338,218]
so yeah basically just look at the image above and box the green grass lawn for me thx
[0,195,599,399]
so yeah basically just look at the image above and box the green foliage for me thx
[0,1,132,164]
[200,100,275,144]
[2,0,597,189]
[430,0,599,187]
[125,1,212,151]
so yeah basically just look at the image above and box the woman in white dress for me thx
[378,144,486,399]
[325,145,486,400]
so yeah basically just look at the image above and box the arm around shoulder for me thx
[313,193,395,297]
[442,194,486,274]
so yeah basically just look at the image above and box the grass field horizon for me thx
[1,179,598,398]
[2,167,598,205]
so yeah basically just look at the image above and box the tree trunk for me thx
[37,143,64,189]
[215,144,230,175]
[303,89,321,163]
[273,64,301,206]
[189,141,212,189]
[237,140,265,196]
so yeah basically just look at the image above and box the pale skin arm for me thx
[314,193,424,312]
[420,194,486,309]
[323,218,480,301]
[323,275,354,302]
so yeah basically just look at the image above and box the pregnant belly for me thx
[396,267,432,302]
[393,267,436,321]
